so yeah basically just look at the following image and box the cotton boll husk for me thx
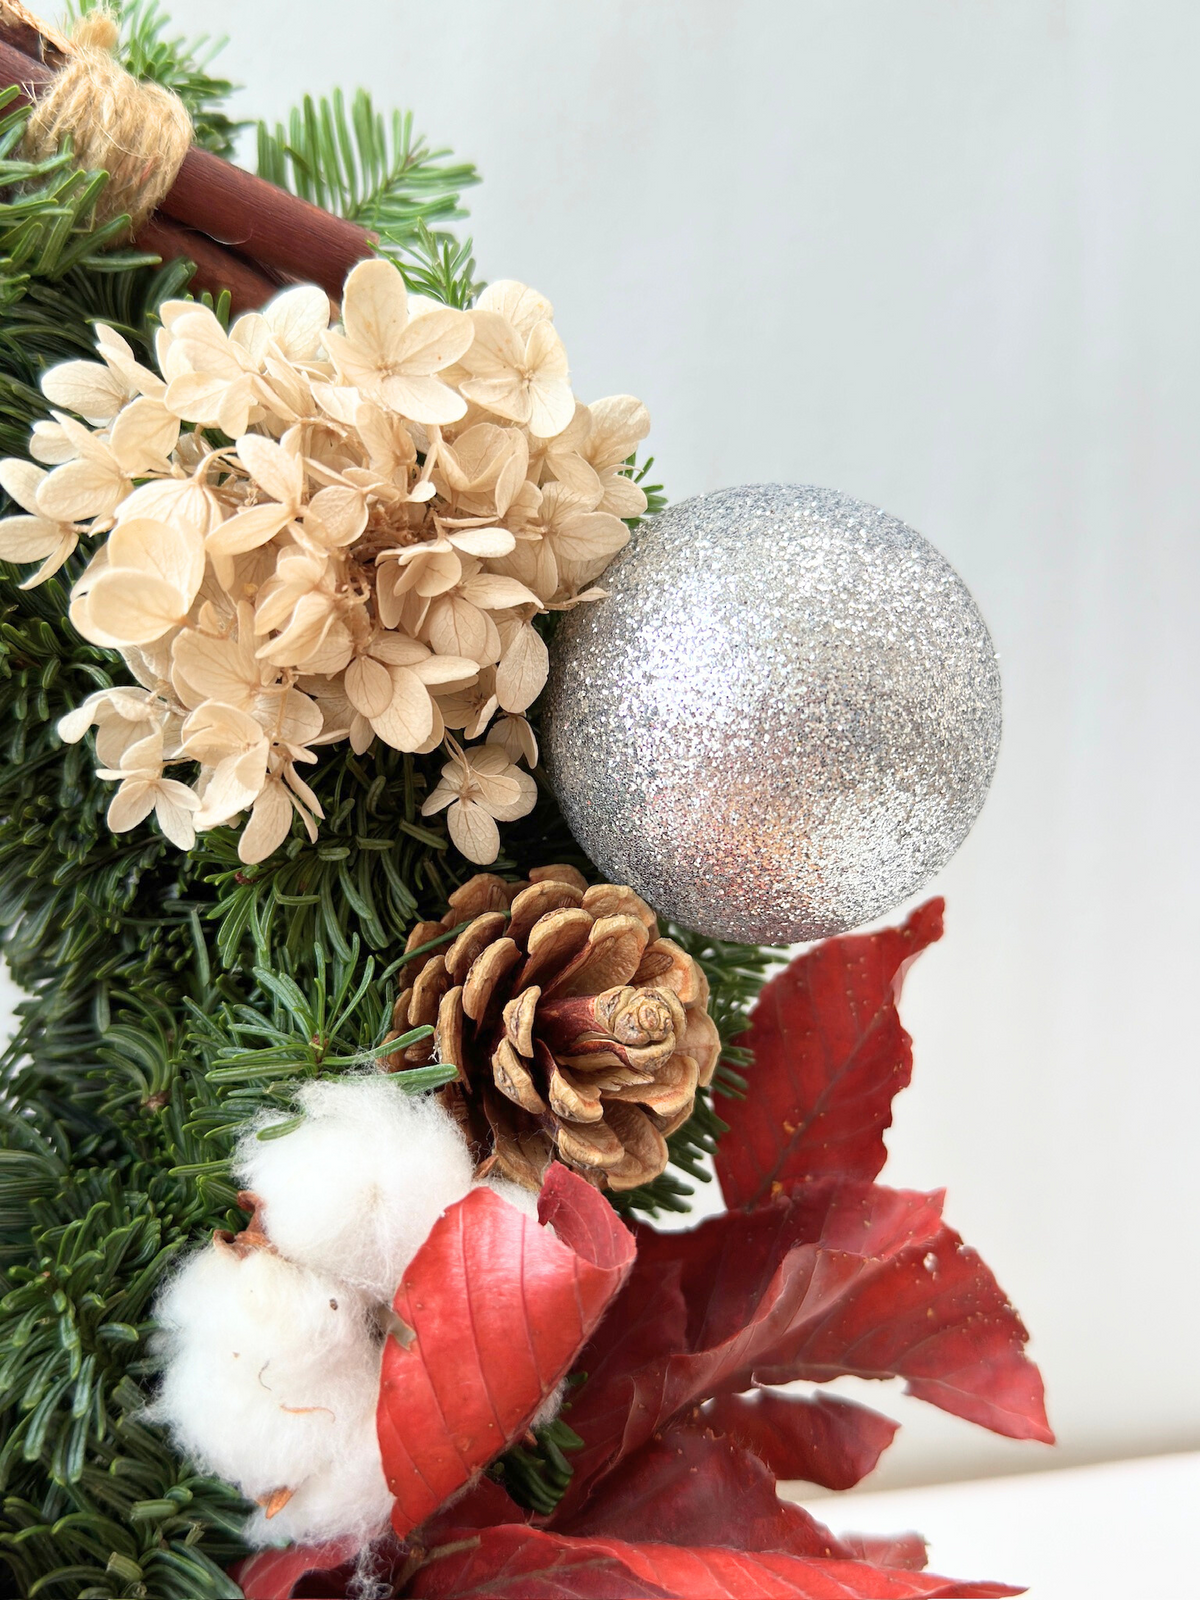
[235,1074,474,1305]
[150,1241,381,1504]
[244,1409,391,1549]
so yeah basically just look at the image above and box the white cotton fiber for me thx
[235,1074,475,1306]
[150,1242,382,1511]
[243,1408,392,1549]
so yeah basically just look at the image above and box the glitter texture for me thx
[543,484,1002,944]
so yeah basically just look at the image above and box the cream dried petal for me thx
[194,747,269,826]
[523,322,574,439]
[495,622,548,714]
[0,458,46,514]
[345,654,394,719]
[476,280,555,338]
[181,702,266,764]
[107,780,156,833]
[239,779,294,863]
[29,420,76,465]
[263,284,331,361]
[163,369,231,422]
[0,514,62,563]
[461,310,526,379]
[154,780,200,849]
[460,573,542,611]
[419,780,457,818]
[585,396,652,471]
[206,502,292,557]
[305,486,366,547]
[414,697,447,758]
[237,433,303,507]
[410,653,479,688]
[172,615,260,710]
[109,398,180,473]
[446,526,516,559]
[378,373,467,426]
[392,308,474,376]
[426,594,491,663]
[367,633,432,668]
[447,798,500,864]
[36,456,123,523]
[369,667,434,751]
[83,570,188,644]
[108,517,204,607]
[41,359,129,421]
[484,765,537,822]
[487,713,539,768]
[120,475,223,539]
[341,258,409,358]
[597,473,648,519]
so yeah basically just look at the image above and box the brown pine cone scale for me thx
[383,867,721,1192]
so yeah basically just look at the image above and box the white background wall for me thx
[21,0,1200,1490]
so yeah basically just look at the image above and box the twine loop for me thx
[21,11,192,237]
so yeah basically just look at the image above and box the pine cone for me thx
[383,867,721,1192]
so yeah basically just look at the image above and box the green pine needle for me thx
[255,87,479,255]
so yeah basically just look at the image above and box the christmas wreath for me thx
[0,6,1050,1598]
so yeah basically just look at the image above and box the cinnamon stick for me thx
[135,214,282,313]
[0,34,374,304]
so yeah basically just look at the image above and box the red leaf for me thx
[840,1534,930,1573]
[716,900,944,1209]
[378,1166,635,1539]
[560,1421,849,1557]
[406,1525,1022,1598]
[702,1391,900,1490]
[549,1256,689,1510]
[233,1539,357,1600]
[421,1475,529,1539]
[561,1181,1049,1512]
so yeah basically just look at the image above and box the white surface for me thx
[17,0,1200,1488]
[799,1451,1200,1599]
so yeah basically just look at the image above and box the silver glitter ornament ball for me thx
[543,484,1001,944]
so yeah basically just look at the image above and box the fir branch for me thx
[255,88,479,253]
[395,220,484,308]
[0,89,139,306]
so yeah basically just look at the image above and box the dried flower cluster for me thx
[0,261,649,863]
[387,866,721,1192]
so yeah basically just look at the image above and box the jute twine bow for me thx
[21,9,192,238]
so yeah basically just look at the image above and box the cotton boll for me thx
[235,1074,474,1305]
[244,1409,391,1549]
[150,1240,381,1507]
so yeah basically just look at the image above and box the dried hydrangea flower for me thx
[0,259,649,866]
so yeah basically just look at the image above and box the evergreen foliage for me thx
[0,16,771,1595]
[254,89,479,257]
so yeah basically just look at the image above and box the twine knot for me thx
[21,9,193,238]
